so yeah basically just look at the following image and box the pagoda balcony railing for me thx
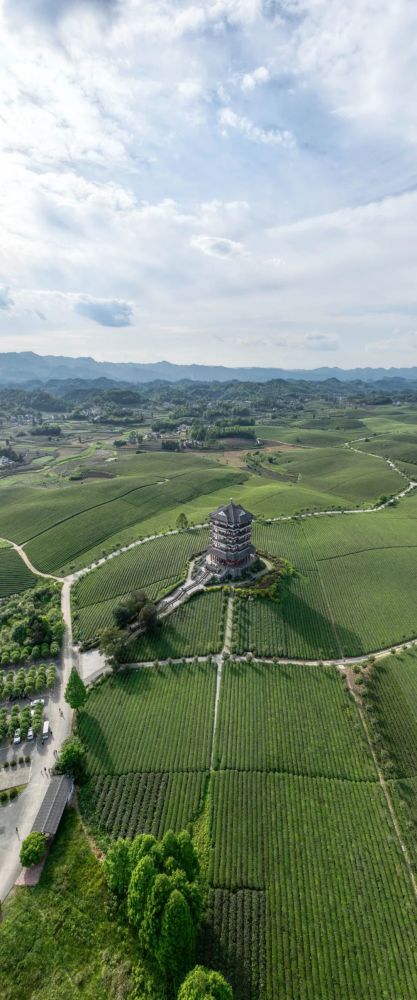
[211,540,251,551]
[211,531,251,543]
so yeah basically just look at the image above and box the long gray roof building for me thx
[31,775,73,837]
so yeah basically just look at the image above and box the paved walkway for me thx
[0,583,73,902]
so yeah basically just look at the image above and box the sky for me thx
[1,0,417,370]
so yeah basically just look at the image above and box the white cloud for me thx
[241,65,270,93]
[288,0,417,141]
[303,333,339,352]
[177,78,203,102]
[0,0,417,368]
[75,296,134,327]
[0,286,14,311]
[190,235,246,258]
[219,107,294,146]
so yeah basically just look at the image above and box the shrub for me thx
[0,791,8,805]
[9,787,17,800]
[20,831,47,867]
[178,965,233,999]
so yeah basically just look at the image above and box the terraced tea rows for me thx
[79,656,417,1000]
[124,590,227,661]
[0,549,36,597]
[76,530,208,604]
[232,581,341,660]
[214,661,373,778]
[235,513,417,658]
[363,649,417,778]
[80,770,208,839]
[210,770,417,999]
[72,529,209,640]
[78,660,216,775]
[2,460,244,573]
[201,888,267,1000]
[319,549,417,654]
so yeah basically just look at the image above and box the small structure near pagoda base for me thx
[206,500,255,579]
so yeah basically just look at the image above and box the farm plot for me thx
[232,575,341,660]
[0,549,36,597]
[124,589,227,661]
[255,423,351,447]
[78,659,216,776]
[0,453,231,544]
[74,583,167,643]
[25,498,146,574]
[7,463,243,573]
[80,770,208,840]
[303,507,417,559]
[253,519,316,571]
[209,770,417,1000]
[360,433,417,470]
[269,445,402,505]
[214,661,373,779]
[363,649,417,778]
[75,529,209,605]
[246,516,417,657]
[319,548,417,654]
[201,888,267,1000]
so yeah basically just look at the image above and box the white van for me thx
[42,720,50,742]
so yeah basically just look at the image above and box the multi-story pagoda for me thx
[207,501,254,578]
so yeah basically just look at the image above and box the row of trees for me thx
[104,829,232,999]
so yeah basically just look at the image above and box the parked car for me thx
[27,728,34,741]
[13,729,21,745]
[30,698,45,709]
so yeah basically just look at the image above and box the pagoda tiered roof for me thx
[210,501,253,527]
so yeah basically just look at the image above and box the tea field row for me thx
[0,549,36,598]
[78,658,417,1000]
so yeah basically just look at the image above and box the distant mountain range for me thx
[2,351,417,385]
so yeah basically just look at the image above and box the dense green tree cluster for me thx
[30,424,62,436]
[0,583,64,665]
[104,830,205,996]
[112,589,153,629]
[0,662,56,701]
[99,592,159,668]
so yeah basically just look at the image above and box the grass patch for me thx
[0,809,137,1000]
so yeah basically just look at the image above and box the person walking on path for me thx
[15,827,19,839]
